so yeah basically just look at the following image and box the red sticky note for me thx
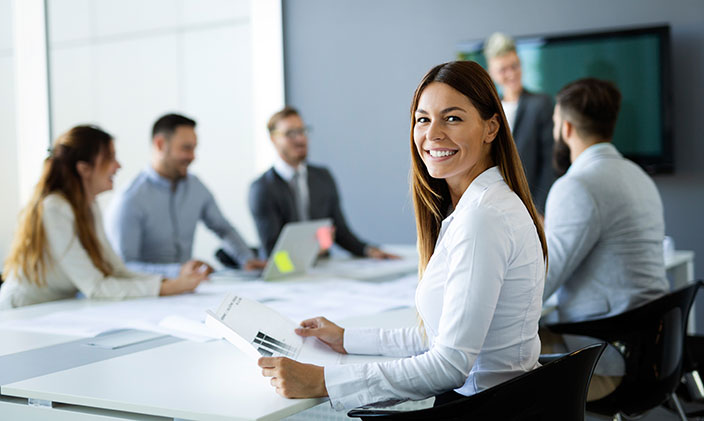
[316,226,334,251]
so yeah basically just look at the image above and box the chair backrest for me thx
[349,343,606,421]
[607,282,700,417]
[549,282,701,417]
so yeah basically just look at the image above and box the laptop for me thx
[259,218,332,280]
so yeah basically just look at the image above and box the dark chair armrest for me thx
[550,280,704,341]
[538,353,567,365]
[347,409,403,418]
[547,317,613,337]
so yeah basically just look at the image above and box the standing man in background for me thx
[485,32,555,212]
[106,113,265,278]
[248,106,397,260]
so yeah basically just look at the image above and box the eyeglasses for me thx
[497,61,520,75]
[273,126,311,139]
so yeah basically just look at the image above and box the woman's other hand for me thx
[295,317,346,354]
[258,357,327,398]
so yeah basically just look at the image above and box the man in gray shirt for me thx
[542,78,669,400]
[106,114,265,278]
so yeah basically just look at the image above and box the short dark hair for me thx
[267,106,300,133]
[152,113,196,140]
[555,78,621,140]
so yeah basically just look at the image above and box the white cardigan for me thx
[0,193,162,309]
[324,167,545,410]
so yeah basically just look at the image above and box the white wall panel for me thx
[181,0,249,25]
[183,24,256,258]
[92,34,181,201]
[47,0,92,45]
[50,45,95,136]
[93,0,181,38]
[0,0,13,51]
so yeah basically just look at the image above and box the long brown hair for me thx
[4,125,115,286]
[410,61,547,276]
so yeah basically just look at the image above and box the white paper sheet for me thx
[0,273,419,342]
[311,257,418,281]
[205,293,343,366]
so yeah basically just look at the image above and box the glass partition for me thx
[46,0,260,260]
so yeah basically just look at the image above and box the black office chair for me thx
[347,343,606,421]
[215,248,240,269]
[665,334,704,418]
[545,281,702,421]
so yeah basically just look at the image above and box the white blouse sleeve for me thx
[324,207,511,410]
[44,197,162,299]
[344,326,427,357]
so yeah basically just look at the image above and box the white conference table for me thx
[1,308,418,421]
[0,249,696,421]
[0,251,421,421]
[664,250,697,333]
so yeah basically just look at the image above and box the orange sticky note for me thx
[316,226,334,251]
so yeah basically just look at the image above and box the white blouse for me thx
[324,167,545,410]
[0,193,162,309]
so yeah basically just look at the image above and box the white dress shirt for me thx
[0,193,162,309]
[501,99,519,132]
[324,166,545,410]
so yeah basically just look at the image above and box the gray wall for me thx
[283,0,704,323]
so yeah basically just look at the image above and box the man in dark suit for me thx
[249,106,397,259]
[486,32,555,212]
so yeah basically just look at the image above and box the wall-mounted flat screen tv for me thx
[458,25,673,174]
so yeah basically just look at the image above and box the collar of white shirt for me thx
[273,155,307,183]
[452,166,503,216]
[438,166,503,237]
[568,142,621,174]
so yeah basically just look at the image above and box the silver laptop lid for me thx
[261,218,332,280]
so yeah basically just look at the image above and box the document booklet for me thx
[205,293,343,366]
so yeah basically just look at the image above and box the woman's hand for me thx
[365,246,401,260]
[159,265,208,296]
[180,259,214,276]
[258,357,327,398]
[295,317,346,354]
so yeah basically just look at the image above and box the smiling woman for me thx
[413,82,499,206]
[257,61,548,411]
[0,125,207,309]
[410,60,547,273]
